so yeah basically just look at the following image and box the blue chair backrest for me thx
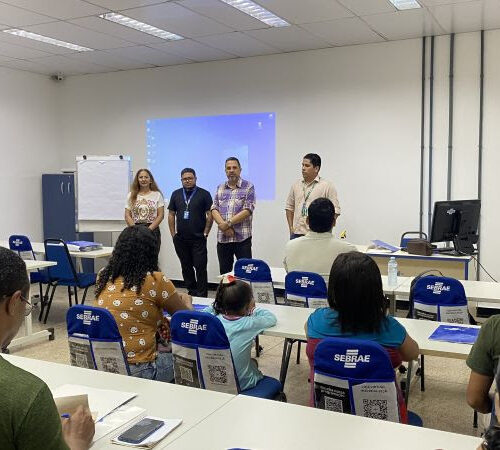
[45,239,77,281]
[411,275,468,323]
[66,305,130,375]
[171,310,240,394]
[234,258,276,304]
[284,271,328,308]
[314,338,401,422]
[9,234,36,260]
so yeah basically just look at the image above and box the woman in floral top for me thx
[94,225,191,382]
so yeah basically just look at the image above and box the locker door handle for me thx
[60,182,64,195]
[67,182,71,194]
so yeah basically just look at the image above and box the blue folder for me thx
[429,325,479,344]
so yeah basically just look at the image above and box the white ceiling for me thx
[0,0,497,77]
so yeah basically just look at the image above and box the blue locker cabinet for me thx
[42,174,94,273]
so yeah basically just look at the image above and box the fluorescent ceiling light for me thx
[219,0,290,27]
[388,0,421,10]
[2,28,93,51]
[99,13,183,40]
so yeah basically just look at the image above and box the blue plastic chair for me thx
[313,337,422,426]
[171,310,284,400]
[9,234,49,301]
[234,258,276,357]
[66,305,130,375]
[409,275,472,396]
[40,239,96,324]
[279,271,328,382]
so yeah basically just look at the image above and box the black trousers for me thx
[173,235,208,297]
[217,237,252,275]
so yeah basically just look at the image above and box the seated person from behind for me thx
[305,252,419,404]
[95,225,192,382]
[477,366,500,450]
[0,247,94,450]
[283,197,356,283]
[205,277,277,391]
[466,314,500,415]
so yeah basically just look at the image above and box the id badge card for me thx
[183,210,190,220]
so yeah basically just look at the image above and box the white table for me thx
[226,267,401,315]
[163,395,482,450]
[3,354,235,449]
[8,259,58,351]
[0,240,114,260]
[358,244,472,279]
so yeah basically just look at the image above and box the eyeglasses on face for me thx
[2,293,32,316]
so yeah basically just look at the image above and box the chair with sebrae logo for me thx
[313,337,422,426]
[66,305,130,376]
[408,274,478,426]
[234,258,276,357]
[279,271,328,385]
[171,310,284,400]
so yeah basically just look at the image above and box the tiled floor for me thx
[10,289,484,438]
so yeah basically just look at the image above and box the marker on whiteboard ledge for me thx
[339,230,347,239]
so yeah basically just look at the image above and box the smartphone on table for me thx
[117,418,165,444]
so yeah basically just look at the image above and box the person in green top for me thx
[0,247,95,450]
[466,315,500,414]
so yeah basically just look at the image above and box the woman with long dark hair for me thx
[125,168,164,251]
[94,225,191,382]
[305,251,419,415]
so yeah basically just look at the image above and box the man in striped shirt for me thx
[211,157,256,274]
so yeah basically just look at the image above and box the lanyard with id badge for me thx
[183,188,197,220]
[301,181,317,216]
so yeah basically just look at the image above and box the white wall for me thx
[54,30,500,282]
[57,39,423,282]
[0,68,60,242]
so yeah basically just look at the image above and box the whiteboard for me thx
[77,156,131,226]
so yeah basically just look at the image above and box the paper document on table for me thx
[52,384,136,422]
[112,417,182,448]
[370,240,400,252]
[54,394,89,417]
[94,406,146,443]
[429,325,479,344]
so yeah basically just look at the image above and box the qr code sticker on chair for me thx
[180,366,194,383]
[208,364,228,384]
[99,356,119,373]
[324,396,343,412]
[362,399,388,420]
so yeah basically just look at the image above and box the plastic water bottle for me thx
[388,257,398,287]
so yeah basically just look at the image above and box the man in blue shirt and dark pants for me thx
[168,168,213,297]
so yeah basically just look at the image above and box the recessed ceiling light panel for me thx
[219,0,290,27]
[388,0,421,10]
[99,13,183,40]
[3,28,93,51]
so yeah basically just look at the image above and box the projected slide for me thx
[146,112,275,200]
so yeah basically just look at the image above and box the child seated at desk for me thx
[205,276,277,391]
[305,252,420,415]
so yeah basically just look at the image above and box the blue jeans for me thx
[129,352,174,382]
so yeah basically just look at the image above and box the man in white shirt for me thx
[285,153,341,239]
[283,198,356,284]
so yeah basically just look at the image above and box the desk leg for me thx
[279,339,294,388]
[405,360,413,406]
[388,293,396,316]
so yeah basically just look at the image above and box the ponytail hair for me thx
[212,278,252,315]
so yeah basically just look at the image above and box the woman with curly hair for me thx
[125,168,164,252]
[94,225,191,382]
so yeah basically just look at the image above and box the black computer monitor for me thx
[430,199,480,255]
